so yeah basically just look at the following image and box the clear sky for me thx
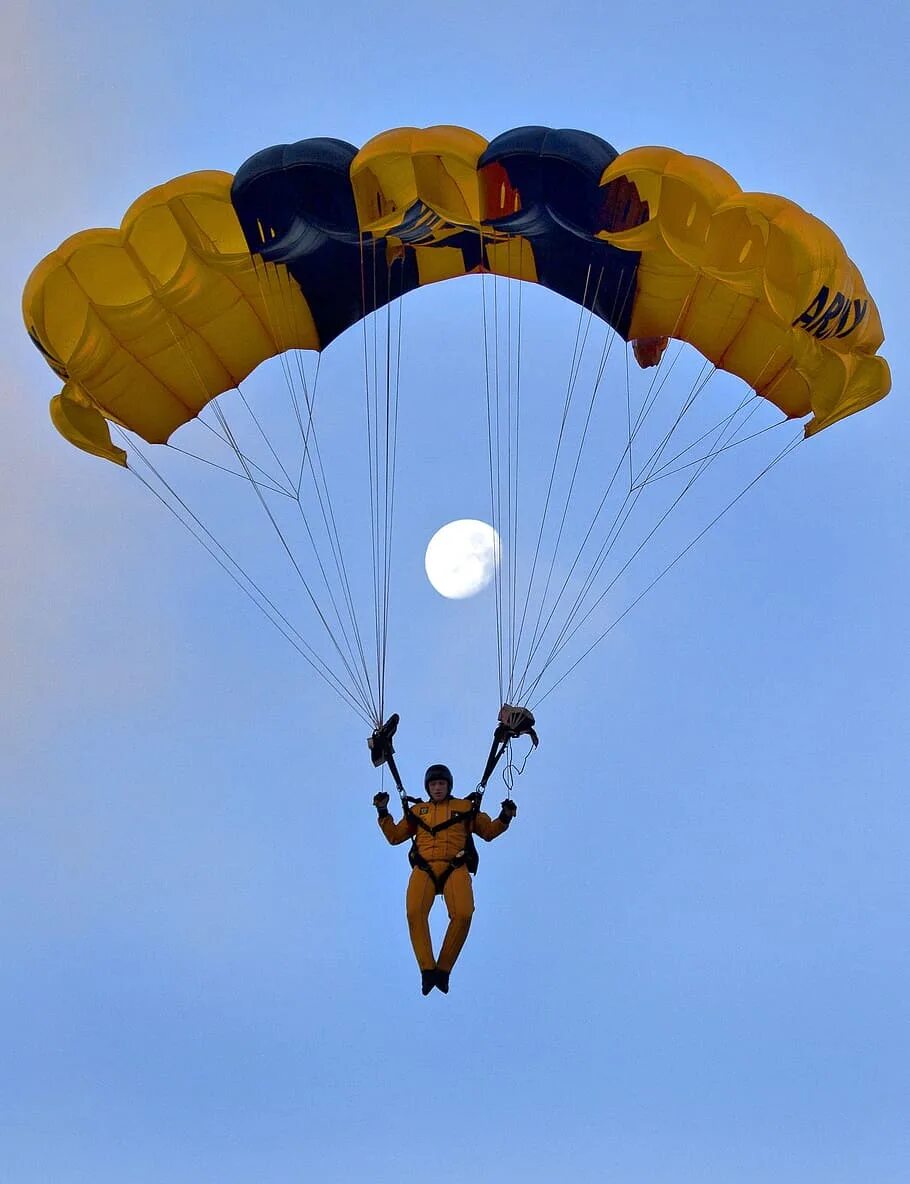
[2,2,908,1181]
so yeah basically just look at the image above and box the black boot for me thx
[421,969,437,996]
[434,969,450,994]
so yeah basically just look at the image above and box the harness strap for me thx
[405,792,481,892]
[408,846,469,895]
[405,804,478,837]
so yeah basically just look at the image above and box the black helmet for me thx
[424,763,453,793]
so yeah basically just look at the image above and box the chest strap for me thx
[405,795,480,837]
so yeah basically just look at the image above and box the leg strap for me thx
[408,846,467,895]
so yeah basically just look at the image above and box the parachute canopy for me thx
[21,126,893,725]
[24,124,890,461]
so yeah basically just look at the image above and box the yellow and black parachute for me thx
[24,125,889,465]
[21,126,892,724]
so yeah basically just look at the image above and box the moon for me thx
[424,519,500,599]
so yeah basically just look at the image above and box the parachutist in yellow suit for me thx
[374,763,516,995]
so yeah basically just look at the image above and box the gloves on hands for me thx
[373,791,390,815]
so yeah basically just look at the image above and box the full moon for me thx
[424,519,500,599]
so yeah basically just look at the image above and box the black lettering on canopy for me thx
[812,292,847,339]
[792,286,829,332]
[834,298,868,338]
[792,287,868,341]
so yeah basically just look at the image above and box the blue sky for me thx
[2,2,908,1181]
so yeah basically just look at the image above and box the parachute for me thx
[22,125,891,725]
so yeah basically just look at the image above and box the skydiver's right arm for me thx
[373,791,413,843]
[378,811,413,845]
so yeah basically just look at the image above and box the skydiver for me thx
[373,764,517,996]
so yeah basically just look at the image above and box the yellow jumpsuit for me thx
[379,797,510,973]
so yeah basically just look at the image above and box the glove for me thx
[373,791,390,814]
[498,797,517,823]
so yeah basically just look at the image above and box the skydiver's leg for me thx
[436,866,475,973]
[405,868,437,970]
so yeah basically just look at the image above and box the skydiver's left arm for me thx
[473,799,516,842]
